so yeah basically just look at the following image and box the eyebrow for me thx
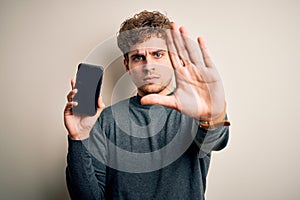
[151,49,167,54]
[129,49,167,58]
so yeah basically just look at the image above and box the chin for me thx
[139,85,166,95]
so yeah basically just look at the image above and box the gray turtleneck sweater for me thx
[66,95,229,200]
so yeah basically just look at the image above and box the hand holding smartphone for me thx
[72,63,104,116]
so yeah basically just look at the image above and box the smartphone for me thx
[73,63,104,116]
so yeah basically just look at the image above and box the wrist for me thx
[199,102,231,130]
[68,132,89,140]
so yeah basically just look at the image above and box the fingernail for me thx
[171,22,177,29]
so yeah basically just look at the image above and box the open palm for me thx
[141,23,225,121]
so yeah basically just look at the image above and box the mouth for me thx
[143,75,160,83]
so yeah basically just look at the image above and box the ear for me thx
[123,58,130,72]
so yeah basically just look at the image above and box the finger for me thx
[179,26,204,66]
[170,23,190,66]
[67,89,78,102]
[140,94,177,110]
[95,95,105,117]
[64,101,78,113]
[197,37,215,68]
[97,95,105,109]
[166,29,182,70]
[71,78,76,89]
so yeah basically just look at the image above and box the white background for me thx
[0,0,299,199]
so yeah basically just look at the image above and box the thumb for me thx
[141,94,177,109]
[96,95,105,117]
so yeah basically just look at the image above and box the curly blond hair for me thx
[117,10,172,60]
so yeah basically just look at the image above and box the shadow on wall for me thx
[40,157,70,200]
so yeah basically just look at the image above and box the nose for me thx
[143,56,156,73]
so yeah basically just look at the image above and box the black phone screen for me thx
[73,63,104,116]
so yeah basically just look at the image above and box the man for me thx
[64,10,230,200]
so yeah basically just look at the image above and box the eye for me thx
[154,52,163,58]
[132,55,144,62]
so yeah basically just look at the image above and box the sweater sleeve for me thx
[194,114,230,158]
[66,121,107,200]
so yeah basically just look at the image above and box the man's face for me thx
[125,37,174,96]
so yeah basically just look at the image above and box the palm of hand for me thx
[64,113,97,137]
[173,61,225,120]
[141,24,225,121]
[64,81,105,140]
